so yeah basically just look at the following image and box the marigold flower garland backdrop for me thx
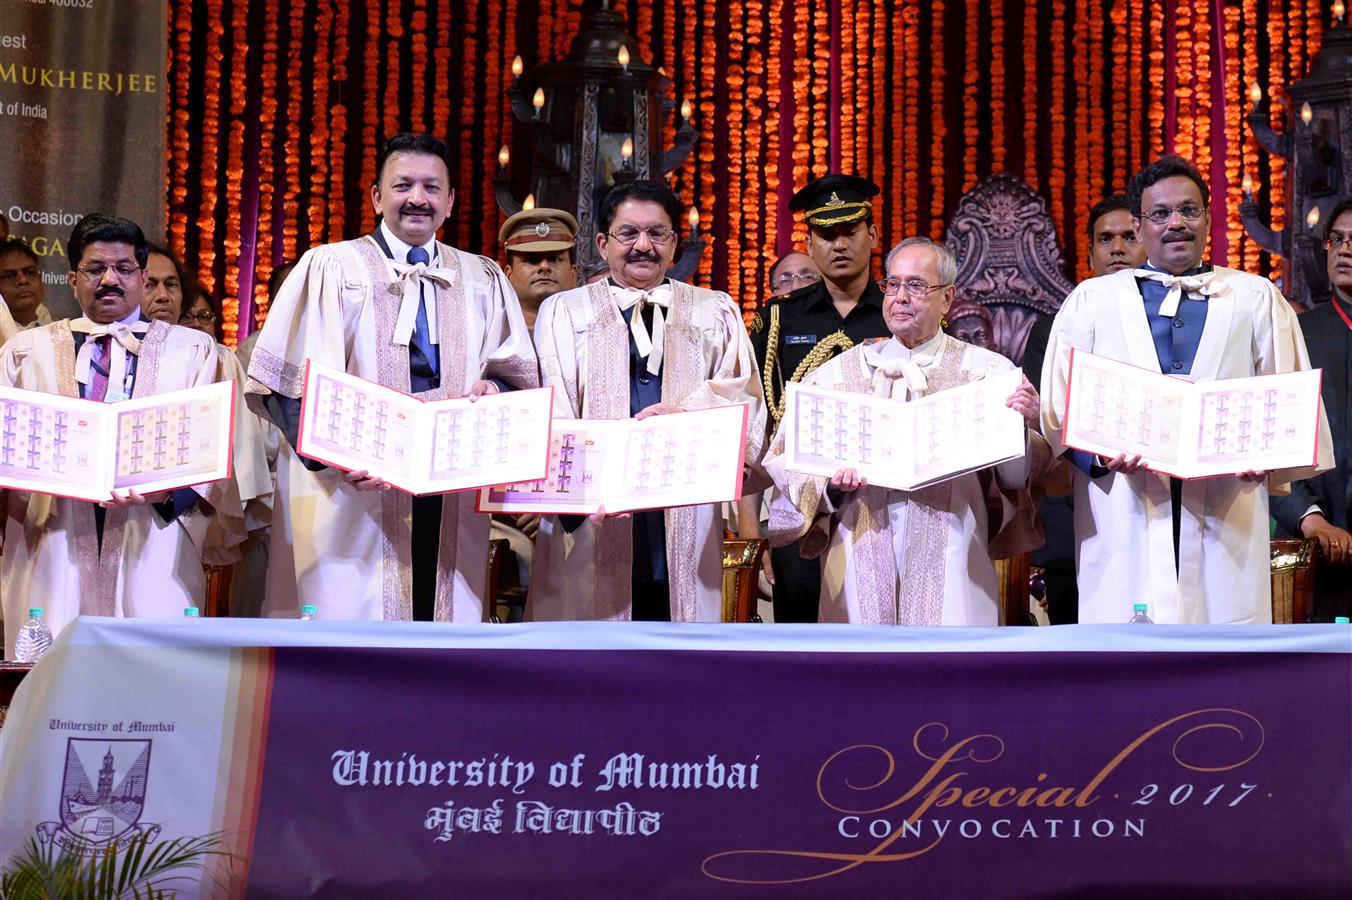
[166,0,1336,344]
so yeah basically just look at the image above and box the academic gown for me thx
[1040,266,1334,624]
[245,233,538,622]
[763,333,1047,625]
[529,279,765,622]
[0,319,243,655]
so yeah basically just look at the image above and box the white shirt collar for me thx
[380,221,438,265]
[606,276,671,293]
[877,331,944,361]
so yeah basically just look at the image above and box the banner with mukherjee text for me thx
[0,0,166,319]
[1,619,1349,897]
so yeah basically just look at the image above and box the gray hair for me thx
[883,236,957,286]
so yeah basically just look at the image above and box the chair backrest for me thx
[993,554,1035,626]
[721,539,766,623]
[202,565,233,617]
[1270,539,1315,624]
[945,173,1076,366]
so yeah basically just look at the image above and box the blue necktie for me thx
[406,246,438,377]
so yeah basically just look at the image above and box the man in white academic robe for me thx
[0,214,242,655]
[1041,156,1334,624]
[532,180,765,622]
[246,133,538,622]
[764,237,1049,625]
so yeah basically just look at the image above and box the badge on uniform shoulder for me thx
[785,334,818,345]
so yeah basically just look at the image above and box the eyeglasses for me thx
[0,265,39,285]
[1325,233,1352,250]
[180,311,217,325]
[878,277,952,299]
[606,226,676,246]
[77,262,142,281]
[773,270,822,290]
[1140,205,1207,224]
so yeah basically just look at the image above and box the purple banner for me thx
[247,646,1352,897]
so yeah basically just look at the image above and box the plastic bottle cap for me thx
[301,605,318,615]
[1336,617,1351,624]
[1133,603,1149,613]
[27,608,44,618]
[183,607,200,617]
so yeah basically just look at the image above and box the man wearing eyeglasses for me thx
[766,252,821,298]
[1041,156,1333,624]
[531,179,765,622]
[1271,196,1352,620]
[748,175,891,623]
[762,237,1048,625]
[0,214,243,656]
[246,132,539,624]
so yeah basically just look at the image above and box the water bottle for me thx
[1128,603,1153,624]
[183,606,200,617]
[300,604,318,621]
[13,608,54,663]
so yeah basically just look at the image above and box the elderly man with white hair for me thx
[763,236,1053,625]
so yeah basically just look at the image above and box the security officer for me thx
[499,207,579,328]
[749,174,891,623]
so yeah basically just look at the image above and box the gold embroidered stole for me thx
[844,336,967,625]
[353,236,471,621]
[574,279,705,621]
[61,320,171,617]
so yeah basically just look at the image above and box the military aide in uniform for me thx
[749,174,891,623]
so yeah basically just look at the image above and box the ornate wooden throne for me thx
[945,173,1076,366]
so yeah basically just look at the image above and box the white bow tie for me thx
[1133,268,1223,318]
[71,317,150,398]
[612,284,672,376]
[388,258,457,348]
[864,343,931,399]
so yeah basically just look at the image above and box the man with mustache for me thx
[499,208,579,329]
[246,132,538,623]
[531,179,765,621]
[0,214,242,655]
[1041,156,1333,624]
[748,175,891,623]
[1271,195,1352,620]
[0,239,54,331]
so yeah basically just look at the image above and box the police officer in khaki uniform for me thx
[499,208,579,328]
[491,208,579,617]
[748,174,891,623]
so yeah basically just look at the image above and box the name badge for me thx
[785,334,817,346]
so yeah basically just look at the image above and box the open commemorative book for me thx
[782,367,1027,491]
[0,380,235,502]
[476,404,750,515]
[296,361,554,495]
[1062,349,1323,479]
